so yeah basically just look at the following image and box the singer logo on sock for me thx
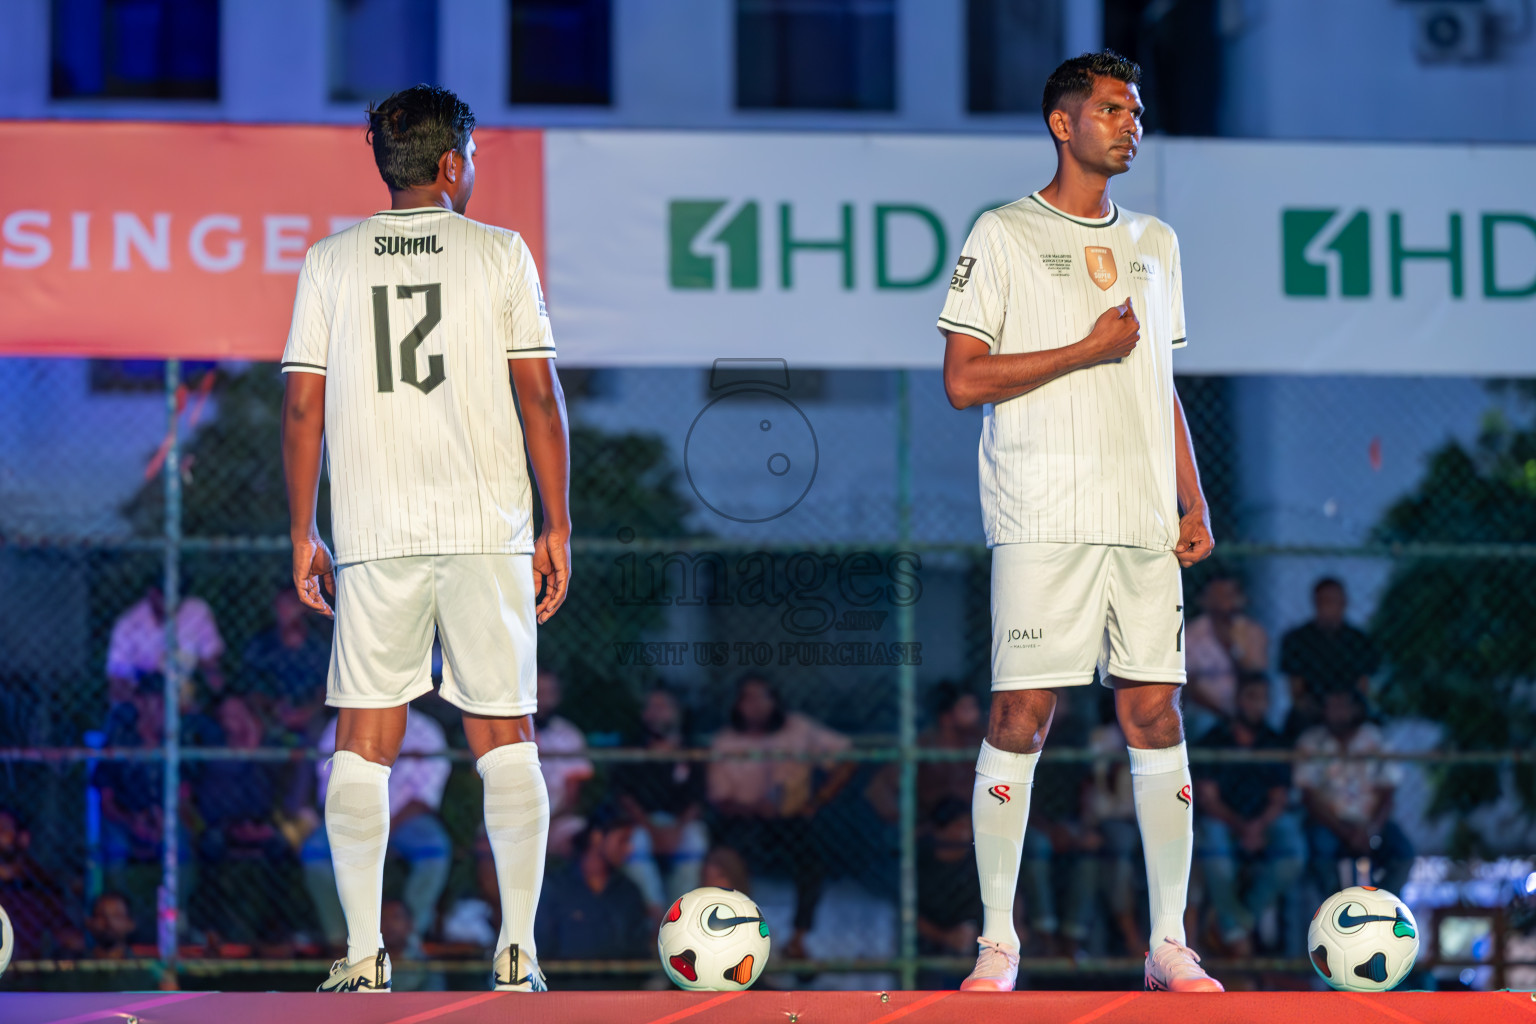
[1176,784,1192,810]
[988,784,1011,805]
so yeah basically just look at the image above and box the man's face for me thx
[642,691,680,739]
[536,671,561,713]
[949,694,981,732]
[1203,579,1243,618]
[380,901,412,948]
[1237,682,1270,728]
[598,826,634,869]
[452,136,477,214]
[91,897,134,943]
[1057,77,1143,177]
[1323,692,1361,736]
[274,590,307,634]
[735,681,775,731]
[1314,585,1346,630]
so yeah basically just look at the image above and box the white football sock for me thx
[325,750,391,965]
[478,741,549,959]
[1129,743,1193,947]
[972,740,1040,947]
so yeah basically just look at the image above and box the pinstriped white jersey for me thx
[938,192,1186,551]
[281,207,555,564]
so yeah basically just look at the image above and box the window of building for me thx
[736,0,896,112]
[510,0,612,106]
[51,0,220,100]
[329,0,438,103]
[967,0,1062,115]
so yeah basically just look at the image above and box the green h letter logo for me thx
[1283,208,1371,298]
[669,200,760,289]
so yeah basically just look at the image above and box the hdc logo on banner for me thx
[667,198,980,293]
[1282,207,1536,300]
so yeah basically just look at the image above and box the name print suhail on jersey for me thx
[937,192,1187,552]
[281,207,556,565]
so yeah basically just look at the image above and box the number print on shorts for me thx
[1175,604,1185,652]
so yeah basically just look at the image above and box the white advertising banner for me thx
[545,132,1536,374]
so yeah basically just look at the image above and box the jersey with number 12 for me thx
[281,207,555,565]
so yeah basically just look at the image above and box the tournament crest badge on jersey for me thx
[1085,246,1118,290]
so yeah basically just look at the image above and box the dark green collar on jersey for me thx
[1029,192,1120,228]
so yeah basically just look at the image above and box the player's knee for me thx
[988,691,1054,752]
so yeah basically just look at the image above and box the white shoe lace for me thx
[972,938,1020,978]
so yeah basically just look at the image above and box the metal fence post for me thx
[895,369,917,990]
[160,358,183,986]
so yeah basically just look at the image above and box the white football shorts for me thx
[327,553,538,716]
[991,543,1186,690]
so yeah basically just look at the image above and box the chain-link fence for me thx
[2,359,1536,992]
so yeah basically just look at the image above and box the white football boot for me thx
[317,948,391,993]
[492,944,547,992]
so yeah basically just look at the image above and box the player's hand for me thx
[1079,296,1140,365]
[1174,502,1214,568]
[291,531,335,617]
[532,526,571,623]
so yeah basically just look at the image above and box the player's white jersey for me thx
[281,207,555,565]
[937,192,1186,550]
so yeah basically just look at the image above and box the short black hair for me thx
[1041,50,1142,127]
[366,85,476,191]
[1237,670,1270,692]
[730,673,787,733]
[928,680,971,721]
[1314,576,1346,597]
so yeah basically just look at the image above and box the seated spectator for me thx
[535,803,652,989]
[0,808,73,958]
[866,681,986,826]
[615,686,710,915]
[91,682,202,936]
[707,673,855,960]
[303,710,452,950]
[1296,690,1414,897]
[191,695,292,944]
[381,899,446,992]
[916,798,983,988]
[1084,712,1143,954]
[106,585,225,711]
[534,669,595,857]
[82,892,159,990]
[1183,574,1268,741]
[1279,577,1380,740]
[239,587,329,744]
[1020,687,1095,957]
[1194,672,1305,956]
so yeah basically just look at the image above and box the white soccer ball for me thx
[0,901,13,979]
[658,886,770,991]
[1308,886,1419,991]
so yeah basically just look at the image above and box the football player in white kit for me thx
[938,53,1220,993]
[282,86,569,993]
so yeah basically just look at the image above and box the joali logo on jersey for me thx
[1085,246,1117,290]
[1282,208,1536,299]
[668,199,987,292]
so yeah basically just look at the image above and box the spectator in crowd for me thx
[1020,687,1096,957]
[916,797,984,988]
[534,669,595,857]
[1279,577,1380,740]
[240,587,329,744]
[535,803,652,989]
[1184,574,1269,741]
[105,585,225,711]
[1296,690,1414,897]
[1084,704,1144,954]
[1193,672,1305,956]
[70,892,157,992]
[0,807,73,958]
[191,695,291,945]
[866,681,986,826]
[303,710,452,949]
[707,674,855,960]
[91,682,202,934]
[614,686,709,916]
[700,845,752,893]
[381,899,446,992]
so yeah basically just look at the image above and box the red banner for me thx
[0,122,543,359]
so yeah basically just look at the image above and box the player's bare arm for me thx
[281,371,335,616]
[942,296,1141,409]
[512,356,571,623]
[1172,386,1213,568]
